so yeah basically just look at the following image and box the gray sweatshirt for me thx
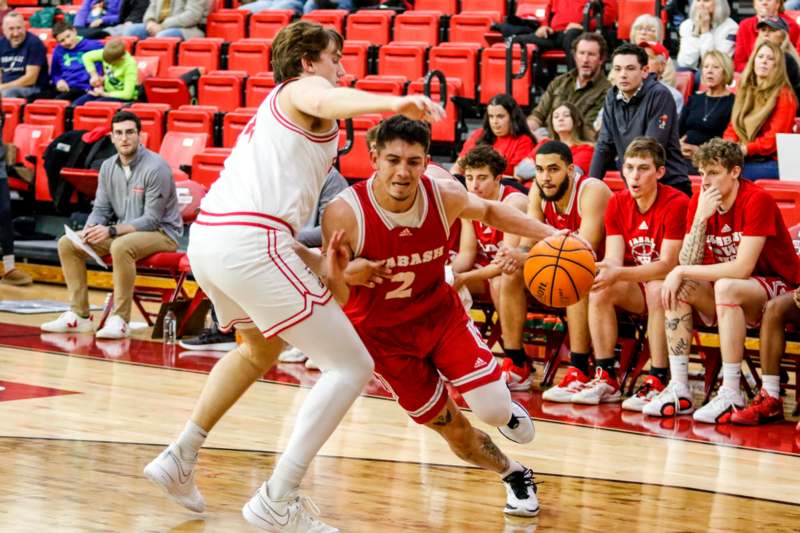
[86,145,183,243]
[296,168,349,248]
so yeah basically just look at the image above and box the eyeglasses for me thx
[112,129,139,138]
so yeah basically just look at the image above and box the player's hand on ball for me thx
[565,230,595,260]
[393,95,446,123]
[345,258,392,288]
[591,261,618,291]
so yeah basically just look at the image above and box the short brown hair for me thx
[692,138,744,172]
[365,124,378,150]
[102,38,126,64]
[458,145,507,178]
[624,137,665,169]
[271,20,343,83]
[572,32,608,60]
[52,21,74,38]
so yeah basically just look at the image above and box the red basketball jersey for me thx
[542,174,591,231]
[473,184,527,263]
[342,176,461,330]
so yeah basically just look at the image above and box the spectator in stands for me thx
[41,22,104,102]
[519,103,595,178]
[0,118,32,286]
[676,0,738,70]
[526,32,610,138]
[577,138,687,408]
[124,0,209,39]
[75,0,122,35]
[0,12,49,99]
[640,41,685,113]
[519,0,616,70]
[74,38,137,106]
[679,50,735,167]
[521,141,610,400]
[590,44,692,196]
[756,15,800,106]
[238,0,303,14]
[628,13,676,86]
[450,94,535,177]
[99,0,150,38]
[731,286,800,426]
[734,0,800,72]
[41,111,183,339]
[302,0,353,12]
[723,40,797,179]
[653,138,800,424]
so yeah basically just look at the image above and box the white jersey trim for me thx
[366,177,429,231]
[337,188,366,258]
[429,177,451,240]
[268,80,338,143]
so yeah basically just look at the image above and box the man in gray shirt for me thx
[42,110,183,339]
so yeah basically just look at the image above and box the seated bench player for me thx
[578,137,688,407]
[652,138,800,423]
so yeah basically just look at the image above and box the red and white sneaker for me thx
[642,381,694,417]
[731,389,784,426]
[622,375,666,412]
[542,366,589,403]
[571,368,622,405]
[501,358,533,392]
[693,386,745,424]
[95,315,130,339]
[41,311,94,333]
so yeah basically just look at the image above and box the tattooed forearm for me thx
[679,218,708,266]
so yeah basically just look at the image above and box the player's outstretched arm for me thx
[288,76,446,122]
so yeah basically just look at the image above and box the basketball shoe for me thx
[502,358,532,391]
[242,482,338,532]
[621,375,665,412]
[502,467,540,517]
[642,381,694,417]
[692,386,745,424]
[41,311,94,333]
[143,443,206,513]
[571,368,621,405]
[541,366,589,403]
[498,401,535,444]
[95,315,130,339]
[731,389,784,425]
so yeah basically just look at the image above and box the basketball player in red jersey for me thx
[142,21,445,533]
[521,141,611,401]
[580,138,688,408]
[322,116,564,518]
[654,138,800,423]
[449,145,532,389]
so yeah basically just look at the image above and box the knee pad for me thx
[463,382,512,427]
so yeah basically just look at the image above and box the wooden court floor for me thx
[1,284,799,532]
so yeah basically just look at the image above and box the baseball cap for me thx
[638,41,669,59]
[757,15,789,33]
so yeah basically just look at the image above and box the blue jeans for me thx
[124,23,185,39]
[72,94,130,106]
[2,86,41,99]
[303,0,353,12]
[741,159,779,180]
[240,0,304,13]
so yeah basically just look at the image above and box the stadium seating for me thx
[756,180,800,227]
[461,0,506,16]
[377,42,428,79]
[301,9,348,35]
[249,9,294,39]
[449,12,500,48]
[480,43,532,106]
[9,124,54,199]
[393,11,440,44]
[227,39,272,75]
[2,97,24,144]
[675,71,694,103]
[408,77,460,146]
[191,148,232,189]
[338,114,382,180]
[206,9,248,41]
[166,108,215,139]
[73,105,118,131]
[135,37,181,77]
[245,72,276,108]
[129,103,169,151]
[135,55,160,83]
[178,38,224,73]
[346,10,394,45]
[199,72,245,112]
[144,77,192,108]
[160,131,209,180]
[22,100,69,137]
[342,40,370,80]
[222,109,257,148]
[413,0,457,15]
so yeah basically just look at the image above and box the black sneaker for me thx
[178,328,237,351]
[502,468,540,517]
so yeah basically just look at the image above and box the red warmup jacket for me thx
[546,0,617,32]
[734,15,800,72]
[723,85,798,158]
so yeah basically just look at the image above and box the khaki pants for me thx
[58,231,177,322]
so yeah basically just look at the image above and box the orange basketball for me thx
[523,234,596,308]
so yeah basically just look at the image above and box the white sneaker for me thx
[95,315,129,339]
[498,401,535,444]
[41,311,94,333]
[621,375,666,412]
[279,346,307,363]
[242,482,338,532]
[642,381,694,417]
[542,366,589,403]
[693,386,745,424]
[305,358,319,370]
[143,443,206,513]
[502,468,540,517]
[571,368,622,405]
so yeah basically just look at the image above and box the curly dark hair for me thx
[692,138,744,172]
[458,145,507,177]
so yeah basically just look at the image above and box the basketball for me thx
[523,234,596,308]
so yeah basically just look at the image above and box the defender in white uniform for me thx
[143,21,444,533]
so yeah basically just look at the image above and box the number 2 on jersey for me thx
[385,272,415,299]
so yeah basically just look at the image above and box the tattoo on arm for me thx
[679,218,708,266]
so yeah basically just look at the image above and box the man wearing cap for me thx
[757,15,800,103]
[640,41,684,114]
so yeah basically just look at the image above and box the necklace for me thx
[702,94,723,123]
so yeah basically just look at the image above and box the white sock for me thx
[3,254,14,273]
[175,420,207,459]
[500,459,525,478]
[722,362,741,391]
[762,374,781,399]
[669,355,689,386]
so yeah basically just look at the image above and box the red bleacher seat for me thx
[461,0,505,16]
[129,103,169,151]
[178,38,224,73]
[346,10,393,45]
[227,39,271,75]
[449,12,499,47]
[408,77,459,144]
[73,105,117,131]
[429,43,479,100]
[135,37,180,77]
[675,70,694,103]
[191,147,232,189]
[377,42,427,79]
[198,73,244,112]
[2,97,24,145]
[10,124,53,199]
[160,131,209,180]
[755,180,800,227]
[206,9,248,41]
[30,27,52,42]
[144,77,192,107]
[134,55,160,83]
[23,99,68,137]
[414,0,457,15]
[603,172,627,192]
[245,72,276,108]
[338,114,382,180]
[393,11,440,44]
[249,9,294,39]
[354,76,407,117]
[166,108,215,139]
[84,100,125,111]
[480,44,532,106]
[222,109,256,148]
[342,40,370,80]
[301,9,348,35]
[516,0,548,18]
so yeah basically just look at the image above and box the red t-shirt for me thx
[685,179,800,284]
[528,139,595,174]
[606,183,688,266]
[459,129,535,176]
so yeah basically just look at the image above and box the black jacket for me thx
[589,73,691,194]
[119,0,149,24]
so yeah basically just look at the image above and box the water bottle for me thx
[163,309,177,346]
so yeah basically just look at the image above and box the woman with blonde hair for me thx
[724,40,797,179]
[755,15,800,105]
[734,0,800,72]
[676,0,738,69]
